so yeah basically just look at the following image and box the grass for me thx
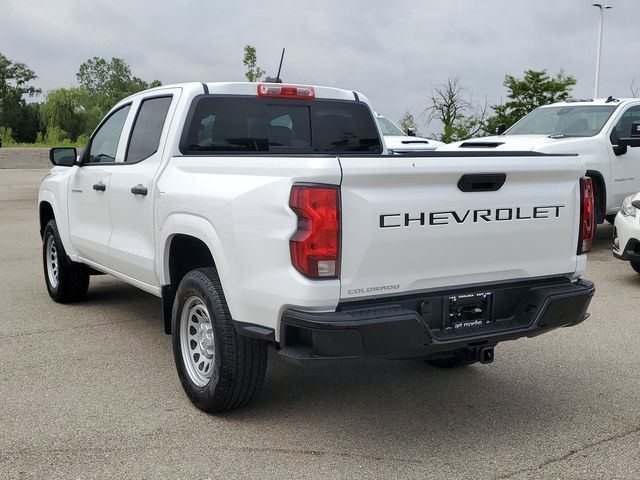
[2,142,81,148]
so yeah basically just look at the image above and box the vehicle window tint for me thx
[267,105,311,147]
[88,105,131,163]
[126,96,172,163]
[614,106,640,140]
[508,105,617,137]
[182,97,380,154]
[312,104,380,152]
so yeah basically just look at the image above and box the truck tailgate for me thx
[338,153,583,300]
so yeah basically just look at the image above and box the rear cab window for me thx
[180,96,381,155]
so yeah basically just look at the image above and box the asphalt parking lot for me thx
[1,156,639,479]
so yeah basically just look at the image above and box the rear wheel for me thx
[42,219,89,303]
[631,262,640,274]
[171,268,267,413]
[425,349,478,368]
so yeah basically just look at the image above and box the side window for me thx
[87,105,131,164]
[126,96,173,163]
[612,106,640,143]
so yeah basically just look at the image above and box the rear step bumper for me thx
[277,278,595,363]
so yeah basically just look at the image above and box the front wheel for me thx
[631,262,640,274]
[171,268,267,413]
[42,219,89,303]
[605,214,616,225]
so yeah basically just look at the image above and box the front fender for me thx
[39,175,78,259]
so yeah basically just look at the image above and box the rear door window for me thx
[126,96,173,163]
[181,97,381,154]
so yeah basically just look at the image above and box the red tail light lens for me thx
[578,176,595,254]
[289,185,340,279]
[257,83,315,99]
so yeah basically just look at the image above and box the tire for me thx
[605,215,616,225]
[631,262,640,274]
[171,268,267,413]
[42,219,89,303]
[425,349,478,368]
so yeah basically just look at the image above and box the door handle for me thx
[93,182,106,192]
[131,184,148,196]
[458,173,506,192]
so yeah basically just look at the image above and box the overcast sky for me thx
[2,0,639,134]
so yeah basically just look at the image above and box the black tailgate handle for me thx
[458,173,506,192]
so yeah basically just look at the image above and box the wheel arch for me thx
[159,214,233,334]
[39,201,55,238]
[586,170,606,223]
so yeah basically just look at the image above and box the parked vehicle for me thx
[439,98,640,224]
[613,193,640,273]
[39,82,595,413]
[376,113,443,153]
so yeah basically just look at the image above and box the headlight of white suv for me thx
[621,195,638,217]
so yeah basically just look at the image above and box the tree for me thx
[484,70,576,134]
[243,45,265,82]
[631,78,639,98]
[425,77,487,143]
[76,57,161,115]
[0,52,42,142]
[41,88,89,142]
[398,111,419,136]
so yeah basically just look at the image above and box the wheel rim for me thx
[45,235,59,289]
[180,296,215,387]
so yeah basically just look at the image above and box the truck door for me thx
[106,91,178,288]
[67,104,132,266]
[609,105,640,208]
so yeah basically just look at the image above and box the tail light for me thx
[258,83,315,99]
[289,184,340,279]
[578,176,595,254]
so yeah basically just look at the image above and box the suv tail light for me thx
[258,83,315,99]
[578,176,595,254]
[289,184,340,279]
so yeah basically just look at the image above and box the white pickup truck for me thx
[440,98,640,224]
[40,82,595,413]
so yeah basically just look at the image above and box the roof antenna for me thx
[265,48,285,83]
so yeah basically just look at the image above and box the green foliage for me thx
[398,111,419,136]
[243,46,265,82]
[41,87,88,141]
[37,57,162,143]
[76,57,162,120]
[0,52,42,142]
[44,125,71,145]
[0,126,14,146]
[483,70,576,134]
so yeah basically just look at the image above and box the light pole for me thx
[592,3,612,99]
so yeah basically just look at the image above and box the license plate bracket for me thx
[445,291,493,332]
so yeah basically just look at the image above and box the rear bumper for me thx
[277,277,595,362]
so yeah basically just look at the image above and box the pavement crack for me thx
[0,317,146,341]
[230,445,427,464]
[496,424,640,479]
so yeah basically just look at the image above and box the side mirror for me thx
[406,127,417,137]
[618,120,640,149]
[49,147,77,167]
[632,199,640,210]
[495,124,507,135]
